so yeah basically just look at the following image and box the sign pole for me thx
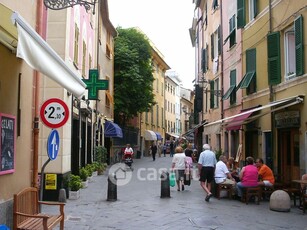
[39,158,51,211]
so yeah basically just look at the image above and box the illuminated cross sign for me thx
[82,69,109,100]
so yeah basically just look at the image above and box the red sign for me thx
[40,98,69,128]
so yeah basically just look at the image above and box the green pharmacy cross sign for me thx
[82,69,109,100]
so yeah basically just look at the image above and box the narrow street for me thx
[44,156,307,230]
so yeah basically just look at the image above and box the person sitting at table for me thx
[215,155,236,195]
[227,157,240,182]
[255,158,275,187]
[236,156,258,199]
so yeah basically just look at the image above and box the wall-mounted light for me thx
[43,0,98,14]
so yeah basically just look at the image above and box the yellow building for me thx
[140,41,170,156]
[239,0,307,183]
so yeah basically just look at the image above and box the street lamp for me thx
[44,0,98,14]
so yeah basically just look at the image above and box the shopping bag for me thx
[184,173,191,186]
[169,172,176,187]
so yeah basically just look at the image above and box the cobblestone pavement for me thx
[43,155,307,230]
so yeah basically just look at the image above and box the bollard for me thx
[107,173,117,201]
[58,188,67,203]
[160,171,171,198]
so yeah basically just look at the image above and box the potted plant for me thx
[85,164,95,182]
[68,174,82,199]
[79,167,89,188]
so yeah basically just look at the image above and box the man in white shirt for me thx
[215,155,236,185]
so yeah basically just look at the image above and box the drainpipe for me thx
[32,0,43,188]
[219,1,224,120]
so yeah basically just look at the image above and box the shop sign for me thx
[275,110,300,128]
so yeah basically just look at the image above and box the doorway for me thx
[278,129,300,184]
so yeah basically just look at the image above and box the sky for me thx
[108,0,196,90]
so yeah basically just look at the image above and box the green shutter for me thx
[240,71,255,88]
[267,32,281,85]
[253,0,258,18]
[211,33,214,60]
[201,49,207,73]
[237,0,245,28]
[210,81,214,108]
[222,86,235,100]
[246,49,256,72]
[295,15,304,76]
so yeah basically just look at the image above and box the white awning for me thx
[166,132,180,139]
[203,95,304,132]
[11,12,86,98]
[144,130,157,141]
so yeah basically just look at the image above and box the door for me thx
[278,129,300,184]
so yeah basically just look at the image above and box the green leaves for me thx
[114,27,155,124]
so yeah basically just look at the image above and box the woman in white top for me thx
[171,146,186,191]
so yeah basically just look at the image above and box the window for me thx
[201,48,208,73]
[214,78,219,107]
[211,26,221,61]
[248,0,258,21]
[106,31,112,59]
[156,79,159,92]
[267,32,281,85]
[156,105,159,127]
[161,83,164,96]
[151,108,154,125]
[285,28,296,80]
[212,0,218,10]
[224,15,236,48]
[74,24,79,66]
[82,41,86,77]
[161,108,164,128]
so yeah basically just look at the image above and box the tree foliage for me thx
[114,27,156,124]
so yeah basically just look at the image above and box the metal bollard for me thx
[160,171,171,198]
[58,188,67,203]
[107,173,117,201]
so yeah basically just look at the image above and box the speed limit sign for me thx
[40,98,69,128]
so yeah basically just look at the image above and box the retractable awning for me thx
[166,132,179,139]
[104,120,123,138]
[0,4,18,51]
[155,132,162,140]
[203,95,304,131]
[225,111,254,131]
[144,130,157,141]
[11,12,86,98]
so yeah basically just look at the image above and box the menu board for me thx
[0,113,16,175]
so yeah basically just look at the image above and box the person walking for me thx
[150,142,157,161]
[169,140,174,157]
[163,142,167,157]
[171,146,186,191]
[198,144,217,202]
[157,141,162,157]
[184,144,194,185]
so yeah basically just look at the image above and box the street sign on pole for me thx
[47,129,60,160]
[40,98,69,128]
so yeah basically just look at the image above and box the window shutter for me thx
[295,15,304,76]
[253,0,258,18]
[211,33,214,60]
[237,0,245,28]
[201,49,207,73]
[267,32,281,85]
[218,26,221,55]
[210,81,214,108]
[246,49,256,72]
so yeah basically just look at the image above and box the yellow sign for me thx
[45,174,57,190]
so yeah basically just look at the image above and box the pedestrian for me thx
[184,144,194,185]
[157,141,162,157]
[169,140,174,157]
[171,146,186,191]
[236,156,258,199]
[163,142,167,157]
[198,144,217,202]
[124,144,134,158]
[150,142,157,161]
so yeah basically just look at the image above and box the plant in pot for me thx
[85,164,95,182]
[68,174,82,199]
[79,167,89,188]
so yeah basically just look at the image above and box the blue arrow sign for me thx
[47,129,60,160]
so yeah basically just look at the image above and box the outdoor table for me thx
[292,179,307,209]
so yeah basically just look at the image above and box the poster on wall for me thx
[0,113,16,175]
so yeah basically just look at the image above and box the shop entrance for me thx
[278,129,300,184]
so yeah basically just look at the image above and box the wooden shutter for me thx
[237,0,245,28]
[211,33,214,60]
[218,26,221,55]
[267,32,281,85]
[295,15,304,76]
[210,81,214,108]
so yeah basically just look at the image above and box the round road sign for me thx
[40,98,69,128]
